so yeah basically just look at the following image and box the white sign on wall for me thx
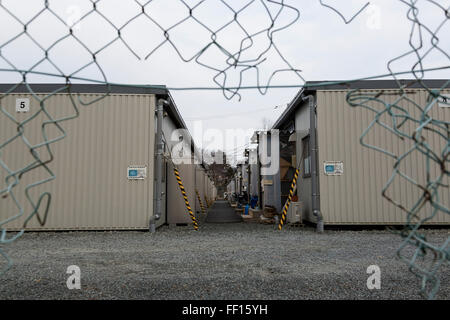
[16,98,30,113]
[324,161,344,176]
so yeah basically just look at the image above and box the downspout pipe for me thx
[150,98,168,233]
[303,94,324,233]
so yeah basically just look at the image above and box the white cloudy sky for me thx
[0,0,449,157]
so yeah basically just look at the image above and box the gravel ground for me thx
[0,218,448,300]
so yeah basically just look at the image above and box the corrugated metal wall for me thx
[203,171,210,205]
[204,174,211,203]
[212,181,217,200]
[167,161,196,224]
[0,93,156,230]
[316,89,450,224]
[294,103,313,221]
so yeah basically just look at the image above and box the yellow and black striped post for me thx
[204,196,210,208]
[278,168,300,230]
[173,167,199,231]
[196,189,206,214]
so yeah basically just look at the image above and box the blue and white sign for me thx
[16,98,30,113]
[127,166,147,180]
[323,161,343,176]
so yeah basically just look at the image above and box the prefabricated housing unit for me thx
[271,79,450,226]
[249,130,282,213]
[0,84,214,231]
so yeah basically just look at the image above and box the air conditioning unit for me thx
[287,201,303,224]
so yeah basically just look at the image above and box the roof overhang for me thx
[271,79,450,130]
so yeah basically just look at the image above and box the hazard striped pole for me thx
[278,168,300,230]
[196,189,206,214]
[204,196,209,208]
[173,167,199,231]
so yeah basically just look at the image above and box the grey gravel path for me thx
[0,221,448,300]
[205,200,243,223]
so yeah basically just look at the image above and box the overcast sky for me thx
[0,0,449,158]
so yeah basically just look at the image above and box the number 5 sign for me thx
[16,98,30,113]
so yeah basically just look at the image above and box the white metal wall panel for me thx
[0,93,156,230]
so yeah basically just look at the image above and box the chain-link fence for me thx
[0,0,449,299]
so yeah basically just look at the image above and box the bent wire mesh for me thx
[0,0,448,299]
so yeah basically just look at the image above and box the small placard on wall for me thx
[127,166,147,180]
[324,161,343,176]
[16,98,30,113]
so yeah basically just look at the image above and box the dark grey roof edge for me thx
[0,83,168,95]
[304,79,450,91]
[272,79,450,129]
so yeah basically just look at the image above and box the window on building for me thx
[302,135,311,177]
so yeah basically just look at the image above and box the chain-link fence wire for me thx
[0,0,448,299]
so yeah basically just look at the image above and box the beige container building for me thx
[272,80,450,226]
[0,84,211,231]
